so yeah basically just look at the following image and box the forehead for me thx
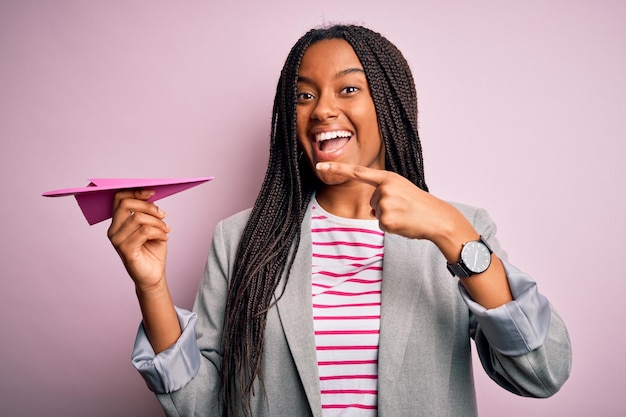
[298,38,363,76]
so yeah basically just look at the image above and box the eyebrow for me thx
[297,67,365,83]
[337,67,365,78]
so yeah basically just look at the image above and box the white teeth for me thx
[315,130,352,142]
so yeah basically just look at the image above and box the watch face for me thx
[461,240,492,274]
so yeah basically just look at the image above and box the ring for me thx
[130,211,135,216]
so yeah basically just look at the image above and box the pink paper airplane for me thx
[42,177,213,225]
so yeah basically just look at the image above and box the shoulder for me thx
[448,201,487,221]
[213,207,252,240]
[219,207,253,228]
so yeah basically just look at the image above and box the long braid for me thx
[220,24,428,416]
[344,27,428,191]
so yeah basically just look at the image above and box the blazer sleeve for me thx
[131,307,201,393]
[461,206,572,398]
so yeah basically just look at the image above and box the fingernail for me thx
[141,189,155,197]
[157,207,167,217]
[316,162,330,171]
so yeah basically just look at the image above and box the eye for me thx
[296,92,315,102]
[341,86,359,94]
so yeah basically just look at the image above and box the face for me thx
[296,38,384,185]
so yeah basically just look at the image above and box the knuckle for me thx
[109,235,121,247]
[353,165,366,176]
[111,191,123,206]
[107,227,121,246]
[379,213,396,231]
[109,230,128,248]
[114,191,133,207]
[138,224,152,236]
[116,241,133,258]
[118,198,133,211]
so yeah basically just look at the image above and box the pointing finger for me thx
[316,162,388,187]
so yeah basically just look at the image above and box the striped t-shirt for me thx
[310,199,384,416]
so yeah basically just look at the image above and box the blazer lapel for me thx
[377,234,426,392]
[274,209,322,416]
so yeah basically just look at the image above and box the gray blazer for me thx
[151,202,571,417]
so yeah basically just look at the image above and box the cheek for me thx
[351,101,379,133]
[295,116,307,147]
[296,107,309,133]
[353,111,382,146]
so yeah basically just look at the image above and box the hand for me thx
[107,189,171,292]
[316,162,476,247]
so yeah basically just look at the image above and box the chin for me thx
[317,172,349,187]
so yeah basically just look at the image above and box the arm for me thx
[128,214,235,416]
[108,190,181,353]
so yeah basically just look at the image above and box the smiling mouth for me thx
[315,130,352,153]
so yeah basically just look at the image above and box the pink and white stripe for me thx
[311,201,384,416]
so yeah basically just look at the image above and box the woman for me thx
[109,24,571,417]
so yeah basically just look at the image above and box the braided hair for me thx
[220,24,428,416]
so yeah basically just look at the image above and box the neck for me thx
[315,182,377,219]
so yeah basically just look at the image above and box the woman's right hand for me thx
[107,189,171,292]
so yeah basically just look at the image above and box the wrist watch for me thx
[446,236,493,278]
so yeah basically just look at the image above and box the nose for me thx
[311,92,338,121]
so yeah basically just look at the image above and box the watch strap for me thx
[446,261,473,278]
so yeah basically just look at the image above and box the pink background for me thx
[1,1,624,416]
